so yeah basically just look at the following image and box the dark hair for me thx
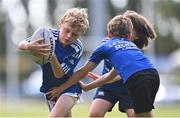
[124,10,157,49]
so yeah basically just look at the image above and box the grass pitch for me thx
[0,99,180,117]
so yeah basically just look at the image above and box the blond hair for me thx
[123,10,157,49]
[107,15,133,38]
[60,8,89,33]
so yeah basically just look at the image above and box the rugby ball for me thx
[30,27,55,64]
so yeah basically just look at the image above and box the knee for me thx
[126,108,135,117]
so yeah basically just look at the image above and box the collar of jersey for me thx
[111,37,129,41]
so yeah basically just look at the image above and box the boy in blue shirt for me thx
[18,8,89,117]
[84,11,157,117]
[82,10,157,117]
[51,14,160,117]
[84,37,135,117]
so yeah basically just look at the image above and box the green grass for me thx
[1,99,180,117]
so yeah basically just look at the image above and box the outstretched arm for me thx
[88,72,121,83]
[87,72,100,80]
[81,68,119,91]
[46,61,96,100]
[48,62,97,94]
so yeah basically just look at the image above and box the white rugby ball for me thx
[30,27,55,64]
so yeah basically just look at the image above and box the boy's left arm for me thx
[50,48,82,79]
[50,54,65,78]
[80,68,119,91]
[49,62,97,98]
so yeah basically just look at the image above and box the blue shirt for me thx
[28,28,82,93]
[99,38,128,92]
[89,37,154,82]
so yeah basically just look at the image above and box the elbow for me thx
[18,42,23,50]
[18,40,29,50]
[83,89,89,92]
[81,86,90,92]
[84,87,91,92]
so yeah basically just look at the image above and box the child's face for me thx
[60,22,82,46]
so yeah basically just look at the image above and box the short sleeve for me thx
[88,44,107,65]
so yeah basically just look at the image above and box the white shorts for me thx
[45,92,82,111]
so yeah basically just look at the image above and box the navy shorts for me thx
[93,87,133,112]
[126,69,160,113]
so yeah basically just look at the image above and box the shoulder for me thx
[91,41,107,55]
[97,39,108,49]
[49,28,59,35]
[101,37,110,43]
[75,39,83,47]
[70,39,83,53]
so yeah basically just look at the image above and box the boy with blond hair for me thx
[18,7,89,117]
